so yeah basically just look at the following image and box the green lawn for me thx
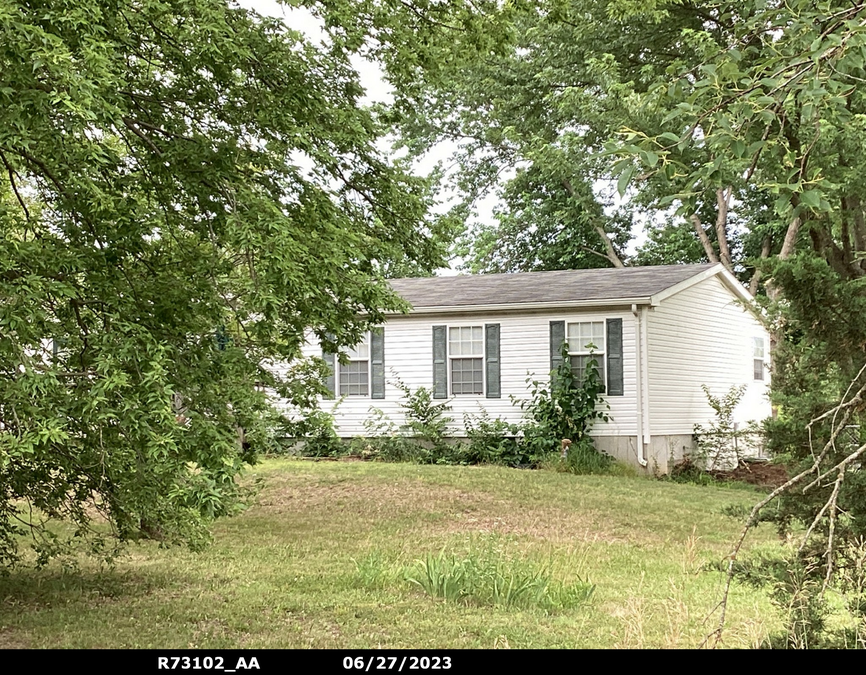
[0,458,784,648]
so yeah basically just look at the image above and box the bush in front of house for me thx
[515,342,614,474]
[462,410,529,467]
[292,345,615,473]
[349,407,418,462]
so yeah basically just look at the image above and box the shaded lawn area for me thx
[0,458,783,648]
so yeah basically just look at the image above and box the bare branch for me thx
[580,245,615,263]
[748,235,772,296]
[715,188,733,271]
[561,178,625,268]
[690,213,719,263]
[0,151,30,220]
[705,363,866,646]
[822,469,845,595]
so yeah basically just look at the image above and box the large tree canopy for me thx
[392,0,718,272]
[0,0,467,565]
[398,0,866,289]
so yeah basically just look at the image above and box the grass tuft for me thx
[403,546,594,612]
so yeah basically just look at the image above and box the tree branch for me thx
[748,235,772,296]
[690,213,719,263]
[715,188,733,271]
[594,225,625,268]
[704,365,866,647]
[121,117,163,156]
[561,178,625,267]
[0,151,30,220]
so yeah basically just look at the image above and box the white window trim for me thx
[446,323,485,396]
[565,320,606,358]
[565,319,607,390]
[338,332,371,397]
[753,336,766,381]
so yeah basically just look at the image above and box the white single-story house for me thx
[283,263,772,473]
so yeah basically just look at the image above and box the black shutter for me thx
[322,348,335,399]
[371,328,385,399]
[550,321,565,383]
[606,318,623,396]
[485,323,501,398]
[432,325,448,399]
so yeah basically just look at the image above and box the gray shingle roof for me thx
[388,264,720,310]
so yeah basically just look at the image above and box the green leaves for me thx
[0,0,447,566]
[800,190,821,210]
[617,165,635,196]
[518,341,611,472]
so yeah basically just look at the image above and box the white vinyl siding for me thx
[287,309,638,437]
[645,274,772,436]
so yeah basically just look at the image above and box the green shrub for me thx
[463,410,528,467]
[394,379,453,461]
[540,440,629,476]
[693,384,764,471]
[515,343,613,473]
[331,346,616,474]
[299,407,344,457]
[351,408,417,462]
[278,404,343,457]
[347,380,455,464]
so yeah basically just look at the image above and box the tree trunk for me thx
[594,225,625,268]
[846,195,866,273]
[765,215,801,302]
[779,215,801,260]
[715,188,734,271]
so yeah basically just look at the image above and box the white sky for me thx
[238,0,643,274]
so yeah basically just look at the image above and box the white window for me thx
[339,334,370,396]
[567,321,605,388]
[753,336,765,381]
[448,326,484,395]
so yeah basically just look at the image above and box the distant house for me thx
[287,263,772,473]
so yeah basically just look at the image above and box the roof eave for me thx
[385,296,655,316]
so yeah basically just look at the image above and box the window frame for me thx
[337,332,371,397]
[446,323,486,396]
[566,320,606,390]
[753,336,766,382]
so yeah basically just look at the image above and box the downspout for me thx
[640,305,651,466]
[632,304,648,467]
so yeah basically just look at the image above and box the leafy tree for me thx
[389,0,866,642]
[0,0,454,566]
[597,0,866,643]
[392,0,753,273]
[610,0,866,289]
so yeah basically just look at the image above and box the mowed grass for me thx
[0,458,784,648]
